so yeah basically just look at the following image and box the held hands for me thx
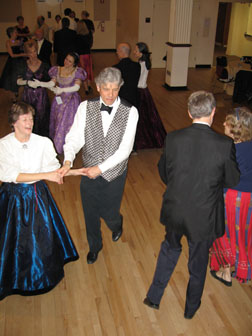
[79,166,102,179]
[27,80,38,89]
[57,163,102,180]
[58,162,71,178]
[67,166,102,179]
[46,171,63,184]
[50,86,63,95]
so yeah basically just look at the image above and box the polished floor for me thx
[0,52,251,336]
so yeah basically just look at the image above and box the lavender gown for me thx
[49,66,86,154]
[18,61,50,137]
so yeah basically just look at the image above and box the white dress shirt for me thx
[64,97,139,173]
[0,133,60,183]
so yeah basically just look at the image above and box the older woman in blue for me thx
[210,107,252,285]
[0,102,79,300]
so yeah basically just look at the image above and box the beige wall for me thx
[138,0,154,51]
[226,3,252,57]
[189,0,219,67]
[0,0,117,52]
[116,0,139,50]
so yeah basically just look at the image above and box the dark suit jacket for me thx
[38,39,52,66]
[54,28,77,66]
[113,58,141,108]
[158,123,240,242]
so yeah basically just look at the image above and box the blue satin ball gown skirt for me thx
[0,181,79,300]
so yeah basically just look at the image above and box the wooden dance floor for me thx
[0,52,251,336]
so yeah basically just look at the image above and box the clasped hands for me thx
[27,79,47,89]
[27,79,39,89]
[57,163,102,180]
[50,86,63,95]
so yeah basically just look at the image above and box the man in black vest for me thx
[59,67,139,264]
[143,91,240,319]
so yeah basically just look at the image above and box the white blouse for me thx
[137,61,149,89]
[0,133,60,183]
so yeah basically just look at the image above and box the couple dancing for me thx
[0,67,138,299]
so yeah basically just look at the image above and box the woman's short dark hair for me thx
[16,16,24,22]
[55,14,61,21]
[8,102,35,127]
[6,27,16,38]
[66,52,79,67]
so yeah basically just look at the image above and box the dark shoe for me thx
[143,297,159,310]
[210,270,232,287]
[87,250,101,264]
[112,227,123,242]
[112,216,123,242]
[184,301,201,319]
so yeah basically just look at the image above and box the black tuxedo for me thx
[54,28,77,66]
[147,123,240,316]
[113,58,140,108]
[38,39,52,66]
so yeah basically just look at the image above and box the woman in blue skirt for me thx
[0,102,79,300]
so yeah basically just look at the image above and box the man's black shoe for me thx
[184,301,201,319]
[143,297,159,310]
[87,251,100,264]
[112,227,123,242]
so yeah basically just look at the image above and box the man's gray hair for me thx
[95,67,124,87]
[188,91,216,119]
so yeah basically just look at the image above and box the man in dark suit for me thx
[35,29,52,66]
[143,91,240,319]
[113,43,141,108]
[54,17,76,66]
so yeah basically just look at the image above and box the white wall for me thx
[138,0,170,68]
[189,0,219,67]
[138,0,154,50]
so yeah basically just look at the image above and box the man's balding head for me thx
[116,43,131,60]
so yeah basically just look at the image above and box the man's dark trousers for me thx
[80,170,127,253]
[147,228,213,315]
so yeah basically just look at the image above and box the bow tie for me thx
[100,103,113,114]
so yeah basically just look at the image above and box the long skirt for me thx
[22,87,50,137]
[210,189,252,282]
[79,54,93,82]
[50,91,81,154]
[135,88,166,150]
[0,181,79,299]
[0,56,24,94]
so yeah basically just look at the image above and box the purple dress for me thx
[49,66,86,154]
[18,61,50,137]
